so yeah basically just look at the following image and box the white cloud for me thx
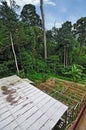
[55,22,62,28]
[68,15,79,24]
[50,21,62,29]
[2,0,56,29]
[44,0,56,6]
[45,13,62,30]
[46,21,62,30]
[5,0,56,7]
[14,0,36,7]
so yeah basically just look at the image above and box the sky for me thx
[2,0,86,30]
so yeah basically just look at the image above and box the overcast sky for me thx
[2,0,86,30]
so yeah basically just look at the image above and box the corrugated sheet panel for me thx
[0,75,68,130]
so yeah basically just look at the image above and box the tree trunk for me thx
[64,46,66,67]
[64,46,68,67]
[65,47,68,66]
[10,33,19,74]
[79,42,83,56]
[40,0,47,60]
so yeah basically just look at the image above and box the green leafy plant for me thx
[64,64,84,81]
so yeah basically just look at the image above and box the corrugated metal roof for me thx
[0,75,68,130]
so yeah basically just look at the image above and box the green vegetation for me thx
[64,64,84,82]
[0,1,86,84]
[38,78,86,127]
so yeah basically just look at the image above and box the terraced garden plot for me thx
[38,78,86,127]
[38,78,86,104]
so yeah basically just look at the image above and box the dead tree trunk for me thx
[40,0,47,60]
[10,33,19,74]
[9,0,19,74]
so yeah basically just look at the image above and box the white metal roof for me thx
[0,75,68,130]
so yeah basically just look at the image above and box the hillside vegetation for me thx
[0,1,86,84]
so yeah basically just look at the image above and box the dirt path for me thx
[75,109,86,130]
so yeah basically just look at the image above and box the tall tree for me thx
[73,17,86,55]
[0,1,19,74]
[40,0,47,60]
[21,4,41,27]
[57,21,75,67]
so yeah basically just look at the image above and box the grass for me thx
[25,70,86,85]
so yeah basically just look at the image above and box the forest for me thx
[0,1,86,84]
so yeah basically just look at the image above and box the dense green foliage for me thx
[0,1,86,83]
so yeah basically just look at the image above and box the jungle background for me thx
[0,1,86,84]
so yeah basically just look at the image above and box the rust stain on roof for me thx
[0,75,68,130]
[1,86,18,105]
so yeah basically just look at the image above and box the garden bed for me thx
[37,78,86,128]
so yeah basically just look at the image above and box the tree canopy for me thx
[0,1,86,83]
[21,4,41,27]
